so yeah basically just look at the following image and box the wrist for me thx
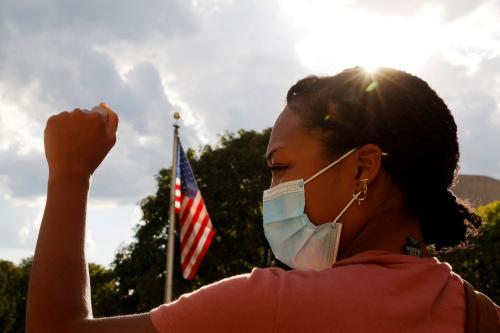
[48,174,91,187]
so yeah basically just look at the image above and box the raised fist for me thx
[44,103,119,180]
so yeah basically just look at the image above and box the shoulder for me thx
[199,267,285,294]
[149,268,285,332]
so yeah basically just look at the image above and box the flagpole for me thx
[165,112,180,303]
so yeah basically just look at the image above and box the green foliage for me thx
[111,129,272,312]
[111,188,169,313]
[436,201,500,303]
[0,260,20,332]
[189,129,273,282]
[0,257,31,333]
[0,258,121,331]
[88,263,120,317]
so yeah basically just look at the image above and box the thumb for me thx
[99,102,119,136]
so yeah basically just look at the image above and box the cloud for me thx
[0,190,140,266]
[96,0,308,142]
[0,17,180,203]
[0,147,47,198]
[156,1,307,134]
[0,58,177,202]
[0,0,197,42]
[0,0,307,264]
[420,54,500,179]
[352,0,484,21]
[0,0,306,204]
[0,189,44,251]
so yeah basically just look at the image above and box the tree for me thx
[0,257,120,332]
[88,263,121,317]
[111,129,273,313]
[436,201,500,303]
[0,260,20,332]
[0,257,31,333]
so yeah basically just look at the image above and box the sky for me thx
[1,0,500,267]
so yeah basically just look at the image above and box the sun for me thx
[281,0,442,74]
[362,64,381,74]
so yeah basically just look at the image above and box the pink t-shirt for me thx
[150,250,468,332]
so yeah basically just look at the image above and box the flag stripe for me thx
[181,213,209,265]
[183,231,213,279]
[180,195,189,213]
[179,195,195,227]
[180,196,204,245]
[181,207,207,255]
[180,192,200,228]
[174,179,181,213]
[185,229,214,280]
[180,195,202,237]
[182,217,213,274]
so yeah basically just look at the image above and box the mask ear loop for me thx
[326,191,362,266]
[304,148,358,185]
[331,191,363,225]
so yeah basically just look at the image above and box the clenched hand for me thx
[44,103,119,180]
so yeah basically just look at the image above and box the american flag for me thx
[174,141,214,280]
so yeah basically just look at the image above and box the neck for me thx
[337,187,429,260]
[338,206,429,260]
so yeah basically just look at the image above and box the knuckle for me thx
[60,111,71,119]
[46,112,64,127]
[89,111,105,122]
[89,112,107,129]
[72,108,84,118]
[47,115,57,124]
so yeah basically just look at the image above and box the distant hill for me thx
[452,174,500,207]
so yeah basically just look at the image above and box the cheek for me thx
[304,174,354,225]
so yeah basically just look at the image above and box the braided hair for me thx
[286,67,481,249]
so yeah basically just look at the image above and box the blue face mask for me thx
[263,148,362,271]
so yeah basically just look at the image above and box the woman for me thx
[26,68,499,332]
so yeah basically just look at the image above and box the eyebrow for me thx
[265,146,284,163]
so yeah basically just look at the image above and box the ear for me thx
[354,144,384,184]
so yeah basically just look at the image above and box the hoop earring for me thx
[353,178,369,205]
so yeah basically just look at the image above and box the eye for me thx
[269,164,288,174]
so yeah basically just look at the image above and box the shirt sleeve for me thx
[149,267,283,333]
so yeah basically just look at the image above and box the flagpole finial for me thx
[173,112,181,129]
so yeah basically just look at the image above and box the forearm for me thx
[26,106,156,333]
[27,176,92,332]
